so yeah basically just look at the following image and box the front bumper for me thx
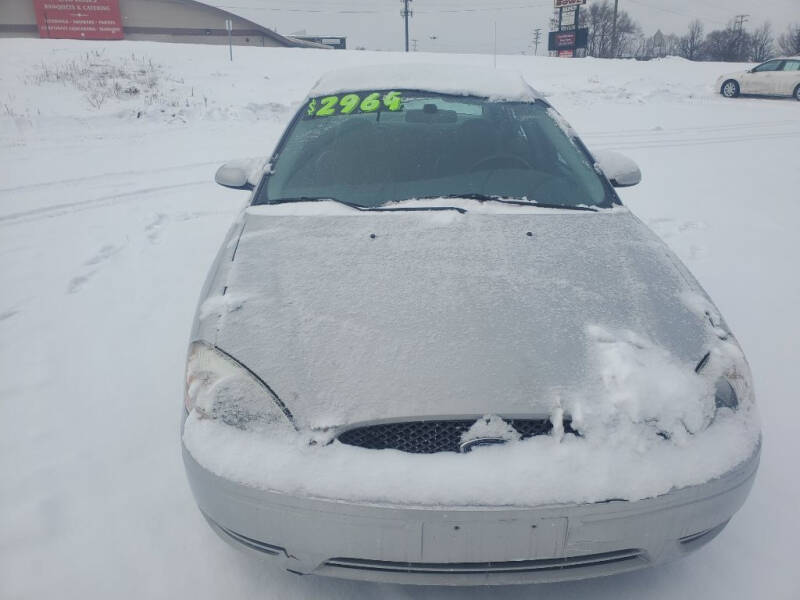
[183,442,759,585]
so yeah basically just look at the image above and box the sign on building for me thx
[560,6,577,30]
[550,0,587,56]
[548,28,588,51]
[33,0,124,40]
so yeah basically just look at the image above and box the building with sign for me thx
[0,0,323,47]
[549,0,588,57]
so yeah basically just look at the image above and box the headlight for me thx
[714,377,739,411]
[184,341,295,432]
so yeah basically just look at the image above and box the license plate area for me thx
[421,516,567,563]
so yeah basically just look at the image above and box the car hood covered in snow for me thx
[194,204,724,430]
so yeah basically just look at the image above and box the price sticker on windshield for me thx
[306,91,404,118]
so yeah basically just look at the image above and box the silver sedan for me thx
[182,64,760,585]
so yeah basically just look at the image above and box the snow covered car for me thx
[182,64,761,585]
[717,56,800,100]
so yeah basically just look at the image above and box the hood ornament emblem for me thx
[459,437,507,453]
[459,415,518,453]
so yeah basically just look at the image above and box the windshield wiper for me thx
[268,195,595,214]
[269,196,364,210]
[414,194,599,212]
[269,196,467,214]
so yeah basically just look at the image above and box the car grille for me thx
[337,418,576,454]
[324,548,645,575]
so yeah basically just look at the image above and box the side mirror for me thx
[594,150,642,188]
[215,160,258,190]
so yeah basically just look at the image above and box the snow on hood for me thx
[185,207,760,506]
[198,208,731,430]
[184,404,758,506]
[309,63,542,102]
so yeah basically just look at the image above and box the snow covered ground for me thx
[1,39,798,599]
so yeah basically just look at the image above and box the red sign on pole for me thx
[555,32,576,47]
[34,0,124,40]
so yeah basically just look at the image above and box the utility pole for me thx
[411,38,418,51]
[733,14,749,60]
[401,0,413,52]
[611,0,619,58]
[532,27,542,55]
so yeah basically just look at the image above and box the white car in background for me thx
[717,57,800,101]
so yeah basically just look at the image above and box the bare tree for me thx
[635,30,679,60]
[749,22,774,62]
[665,33,681,57]
[679,19,704,61]
[582,3,613,58]
[777,23,800,55]
[652,30,666,57]
[579,1,640,58]
[612,12,639,56]
[704,21,751,62]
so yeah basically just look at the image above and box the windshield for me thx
[255,91,614,209]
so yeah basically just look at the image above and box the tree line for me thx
[572,0,800,62]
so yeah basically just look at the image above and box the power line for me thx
[696,0,797,14]
[216,4,383,14]
[216,2,552,15]
[625,0,728,26]
[417,3,552,13]
[694,0,738,13]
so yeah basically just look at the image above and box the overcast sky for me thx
[209,1,799,54]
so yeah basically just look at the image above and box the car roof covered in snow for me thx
[308,63,542,102]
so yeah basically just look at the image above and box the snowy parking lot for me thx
[1,39,798,599]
